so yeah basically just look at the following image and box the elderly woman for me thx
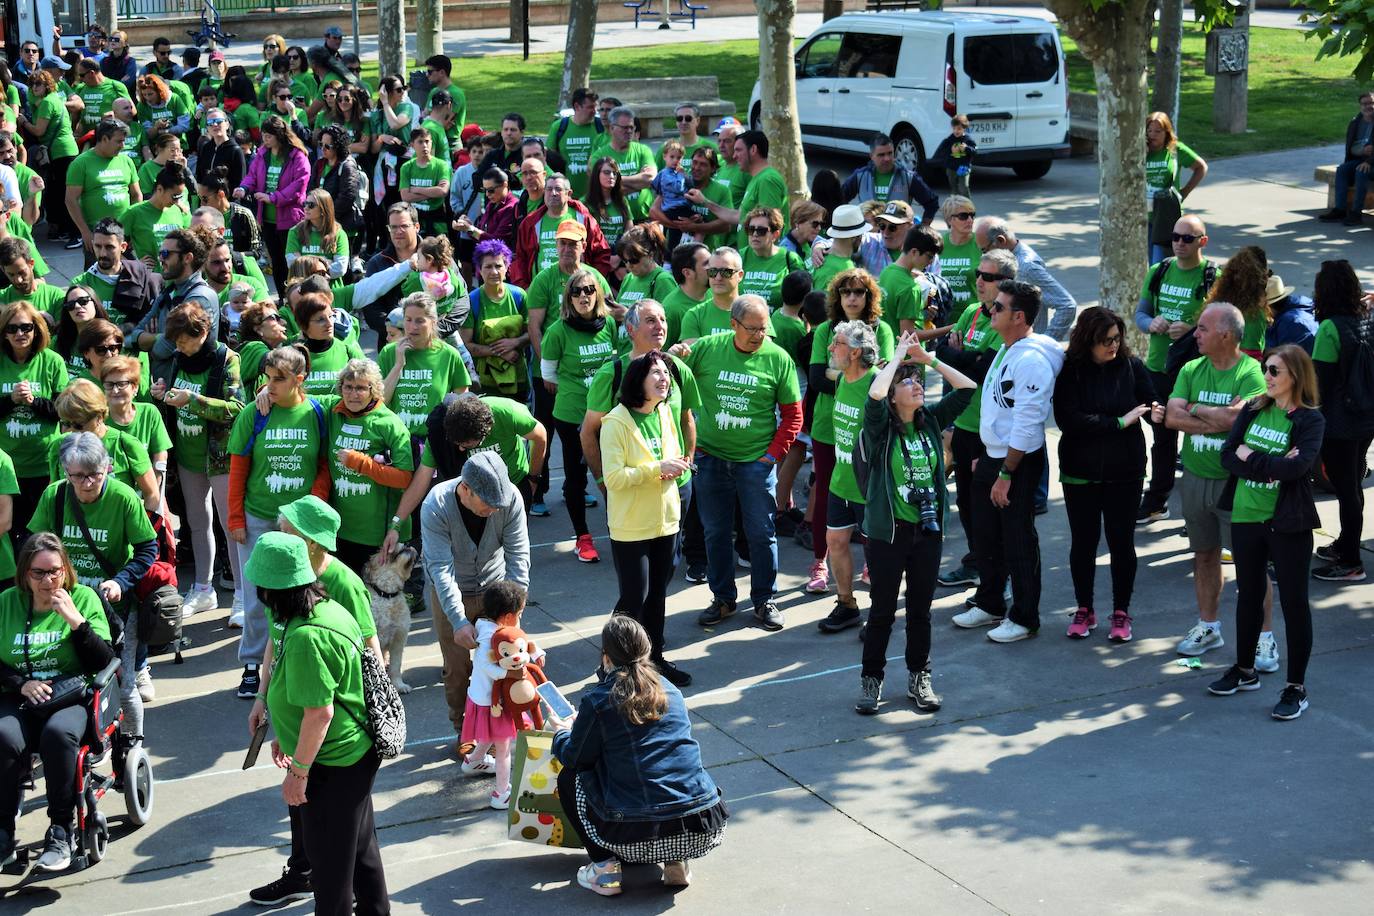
[293,291,363,397]
[235,301,289,392]
[235,116,311,303]
[0,533,115,872]
[460,239,529,400]
[194,106,246,192]
[542,270,624,563]
[135,74,191,151]
[552,616,726,897]
[54,285,113,381]
[286,188,349,281]
[601,351,691,681]
[50,380,158,510]
[378,292,472,446]
[740,207,806,311]
[151,303,244,621]
[243,532,388,915]
[0,301,69,544]
[1145,111,1207,264]
[15,71,79,242]
[29,434,154,746]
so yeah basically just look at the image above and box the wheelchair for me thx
[7,601,155,873]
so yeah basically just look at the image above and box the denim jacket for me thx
[553,669,719,821]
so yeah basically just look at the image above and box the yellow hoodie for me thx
[600,402,683,541]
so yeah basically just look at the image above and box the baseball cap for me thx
[460,123,484,145]
[875,200,915,224]
[386,306,404,329]
[39,56,66,70]
[554,221,587,242]
[324,25,345,38]
[208,50,225,62]
[711,116,741,136]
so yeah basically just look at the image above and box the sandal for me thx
[577,858,623,896]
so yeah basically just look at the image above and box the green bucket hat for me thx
[244,531,317,590]
[278,495,341,551]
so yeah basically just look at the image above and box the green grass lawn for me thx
[364,24,1364,160]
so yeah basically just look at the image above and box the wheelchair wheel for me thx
[84,811,108,865]
[123,746,154,827]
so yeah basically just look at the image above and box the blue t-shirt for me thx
[651,166,693,210]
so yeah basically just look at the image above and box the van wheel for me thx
[891,127,924,173]
[1012,160,1052,180]
[750,103,762,131]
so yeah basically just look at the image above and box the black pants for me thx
[950,427,985,568]
[13,474,50,548]
[300,747,389,916]
[1320,435,1373,566]
[1233,522,1314,685]
[1142,369,1179,509]
[611,535,676,659]
[532,384,556,501]
[970,448,1046,629]
[263,223,290,303]
[557,765,614,862]
[335,537,380,573]
[552,418,590,536]
[46,156,77,237]
[0,695,85,834]
[1063,479,1143,611]
[681,484,708,567]
[863,523,943,680]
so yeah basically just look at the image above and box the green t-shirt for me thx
[772,310,807,368]
[617,267,677,311]
[715,161,750,207]
[590,138,657,214]
[286,226,350,266]
[681,334,800,462]
[939,234,982,311]
[1312,319,1341,364]
[121,200,191,269]
[1141,258,1211,373]
[12,161,42,210]
[136,158,163,198]
[168,351,241,474]
[118,121,145,162]
[426,83,467,129]
[263,152,285,225]
[67,150,139,225]
[688,177,734,250]
[680,300,775,341]
[534,212,576,275]
[226,399,326,521]
[542,319,623,424]
[136,94,191,143]
[290,73,319,107]
[810,253,854,299]
[232,102,262,139]
[526,264,611,379]
[376,341,472,434]
[0,584,110,681]
[951,303,996,434]
[878,263,922,336]
[1230,404,1294,524]
[400,157,449,213]
[736,166,790,248]
[463,284,529,389]
[0,349,69,476]
[593,201,631,251]
[741,247,805,311]
[549,117,604,198]
[0,282,65,318]
[318,558,378,640]
[302,337,365,397]
[872,170,895,203]
[1145,141,1200,196]
[654,136,714,170]
[267,600,372,767]
[74,78,130,132]
[45,428,150,493]
[441,394,538,484]
[631,408,664,459]
[0,452,16,579]
[33,93,79,159]
[810,319,895,445]
[660,286,709,347]
[30,479,156,589]
[587,352,700,487]
[107,402,172,459]
[325,399,414,547]
[418,117,451,166]
[1170,355,1266,480]
[239,341,269,394]
[828,368,878,504]
[890,420,938,524]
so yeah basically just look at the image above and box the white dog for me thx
[363,546,417,693]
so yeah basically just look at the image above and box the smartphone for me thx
[536,681,575,720]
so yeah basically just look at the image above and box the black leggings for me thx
[553,418,590,536]
[1320,435,1372,566]
[13,475,50,548]
[1233,521,1313,685]
[557,765,615,863]
[300,747,389,916]
[611,535,676,659]
[863,523,942,680]
[950,427,984,567]
[532,384,556,501]
[263,222,290,303]
[1143,369,1179,508]
[0,694,86,834]
[46,156,77,237]
[1062,479,1143,611]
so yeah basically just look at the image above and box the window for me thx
[1013,33,1060,84]
[797,33,842,80]
[836,33,902,79]
[963,34,1059,85]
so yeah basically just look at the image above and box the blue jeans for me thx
[695,453,778,608]
[1334,160,1372,212]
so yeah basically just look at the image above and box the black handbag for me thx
[1164,327,1200,377]
[19,674,87,713]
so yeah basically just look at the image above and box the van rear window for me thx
[837,33,902,80]
[963,34,1059,85]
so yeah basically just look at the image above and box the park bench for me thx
[1314,164,1374,214]
[623,0,708,29]
[589,76,735,138]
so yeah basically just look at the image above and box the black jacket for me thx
[1314,311,1374,440]
[1053,355,1154,483]
[195,137,246,192]
[1219,403,1324,534]
[109,257,163,330]
[1343,114,1374,165]
[315,154,363,231]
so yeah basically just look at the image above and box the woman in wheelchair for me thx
[0,532,114,872]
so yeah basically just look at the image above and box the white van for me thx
[749,11,1071,179]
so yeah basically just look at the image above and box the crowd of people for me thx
[0,24,1368,907]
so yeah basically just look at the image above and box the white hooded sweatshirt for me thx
[979,332,1065,458]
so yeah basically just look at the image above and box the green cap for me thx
[278,495,341,551]
[244,531,317,590]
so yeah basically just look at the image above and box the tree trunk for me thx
[416,0,444,62]
[377,0,406,79]
[559,0,599,110]
[1152,0,1183,125]
[757,0,808,202]
[1045,0,1155,320]
[95,0,117,35]
[510,0,525,43]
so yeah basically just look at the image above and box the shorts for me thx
[826,492,866,531]
[1179,471,1231,552]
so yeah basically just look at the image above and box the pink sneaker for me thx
[575,534,600,563]
[1108,610,1133,642]
[805,560,829,594]
[1066,607,1096,639]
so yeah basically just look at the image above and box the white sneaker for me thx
[135,667,154,703]
[461,754,496,777]
[1254,633,1281,673]
[181,585,218,618]
[987,619,1034,643]
[489,787,511,810]
[1176,623,1224,656]
[228,594,245,629]
[952,605,1003,629]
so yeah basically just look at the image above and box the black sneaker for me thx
[1135,505,1169,526]
[249,867,314,906]
[63,237,84,250]
[907,669,941,711]
[774,508,803,538]
[684,564,708,583]
[35,824,71,872]
[793,526,813,551]
[937,564,979,588]
[1314,544,1340,563]
[696,597,736,627]
[1207,665,1261,696]
[653,657,692,688]
[818,599,861,633]
[753,600,784,632]
[1271,684,1309,721]
[1343,212,1364,226]
[1312,562,1366,582]
[237,664,261,699]
[1318,208,1348,222]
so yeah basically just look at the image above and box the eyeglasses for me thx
[839,287,868,297]
[103,379,135,390]
[735,322,768,335]
[706,267,737,278]
[158,248,180,260]
[896,377,922,389]
[1264,363,1283,377]
[1098,334,1122,347]
[975,270,1005,283]
[569,285,598,297]
[746,225,772,236]
[27,567,62,581]
[66,296,94,308]
[4,323,35,336]
[611,122,633,131]
[1172,232,1201,244]
[68,470,106,484]
[90,344,120,356]
[952,211,976,221]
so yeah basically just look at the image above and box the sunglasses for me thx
[1264,363,1284,377]
[806,220,823,229]
[952,211,976,221]
[706,267,737,278]
[59,420,90,431]
[482,185,502,194]
[569,285,598,297]
[207,117,228,125]
[66,296,94,308]
[622,253,644,265]
[305,200,319,209]
[5,323,35,335]
[320,142,334,151]
[746,225,772,236]
[839,287,868,297]
[976,270,1005,283]
[676,115,696,122]
[1098,334,1122,347]
[1172,232,1201,244]
[158,249,181,260]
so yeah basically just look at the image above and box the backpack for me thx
[552,115,604,153]
[136,512,187,662]
[465,285,527,327]
[924,272,955,327]
[1149,257,1218,377]
[1333,313,1374,432]
[1147,257,1218,307]
[237,396,328,456]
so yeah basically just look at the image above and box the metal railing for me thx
[117,0,353,18]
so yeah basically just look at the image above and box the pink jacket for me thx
[242,146,310,229]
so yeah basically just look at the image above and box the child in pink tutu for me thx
[461,582,541,810]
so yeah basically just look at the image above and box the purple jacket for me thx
[242,146,310,229]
